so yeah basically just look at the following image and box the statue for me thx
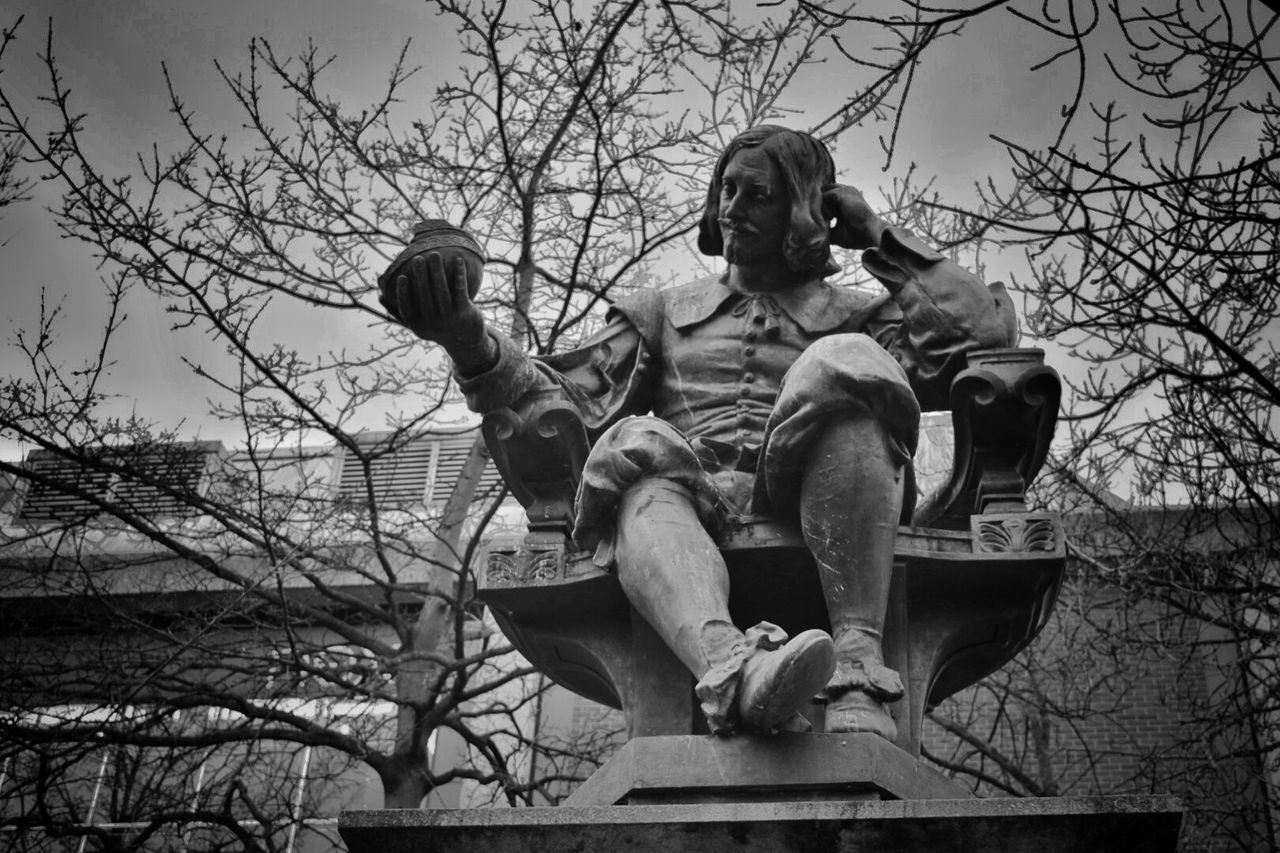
[380,126,1018,741]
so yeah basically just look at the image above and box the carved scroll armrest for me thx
[481,387,590,543]
[913,348,1061,529]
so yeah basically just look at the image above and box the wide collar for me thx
[666,274,870,333]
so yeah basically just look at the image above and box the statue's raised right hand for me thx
[380,252,493,371]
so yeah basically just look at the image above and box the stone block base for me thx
[564,733,967,805]
[342,734,1180,852]
[340,796,1183,853]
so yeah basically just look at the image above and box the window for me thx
[334,433,503,506]
[16,443,220,523]
[429,434,504,503]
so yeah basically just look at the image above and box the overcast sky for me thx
[0,1,1132,459]
[1,0,472,458]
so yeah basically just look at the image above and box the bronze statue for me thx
[381,126,1017,740]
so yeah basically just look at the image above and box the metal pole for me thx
[180,758,208,852]
[76,750,110,853]
[284,746,312,853]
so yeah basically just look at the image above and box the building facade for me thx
[0,431,538,852]
[2,419,1274,852]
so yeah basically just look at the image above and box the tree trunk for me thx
[385,438,490,807]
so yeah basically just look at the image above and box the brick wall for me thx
[922,570,1271,851]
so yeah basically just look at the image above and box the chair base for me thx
[479,512,1065,755]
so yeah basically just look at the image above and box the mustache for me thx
[719,220,757,234]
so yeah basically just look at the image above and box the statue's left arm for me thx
[823,184,1018,410]
[860,227,1018,410]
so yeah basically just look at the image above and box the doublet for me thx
[455,227,1019,549]
[640,276,887,474]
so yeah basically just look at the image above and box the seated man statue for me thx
[381,126,1017,740]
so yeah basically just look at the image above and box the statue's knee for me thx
[814,412,888,447]
[576,416,723,552]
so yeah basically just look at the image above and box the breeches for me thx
[572,334,921,561]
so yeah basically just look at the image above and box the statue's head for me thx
[697,125,839,276]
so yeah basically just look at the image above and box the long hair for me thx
[697,126,840,276]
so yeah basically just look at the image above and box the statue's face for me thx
[717,147,788,269]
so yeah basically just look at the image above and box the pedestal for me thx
[340,735,1182,853]
[340,796,1182,853]
[564,733,967,804]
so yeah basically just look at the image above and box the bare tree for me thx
[794,1,1278,849]
[0,135,27,213]
[0,25,32,242]
[0,1,926,847]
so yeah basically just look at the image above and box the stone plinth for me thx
[339,796,1183,853]
[340,736,1182,852]
[564,733,967,805]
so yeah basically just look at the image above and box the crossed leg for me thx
[578,335,914,740]
[613,477,835,734]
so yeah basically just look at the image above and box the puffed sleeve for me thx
[454,305,657,438]
[861,227,1019,410]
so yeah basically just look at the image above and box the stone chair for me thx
[477,347,1063,760]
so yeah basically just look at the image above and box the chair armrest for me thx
[482,387,590,542]
[912,348,1061,529]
